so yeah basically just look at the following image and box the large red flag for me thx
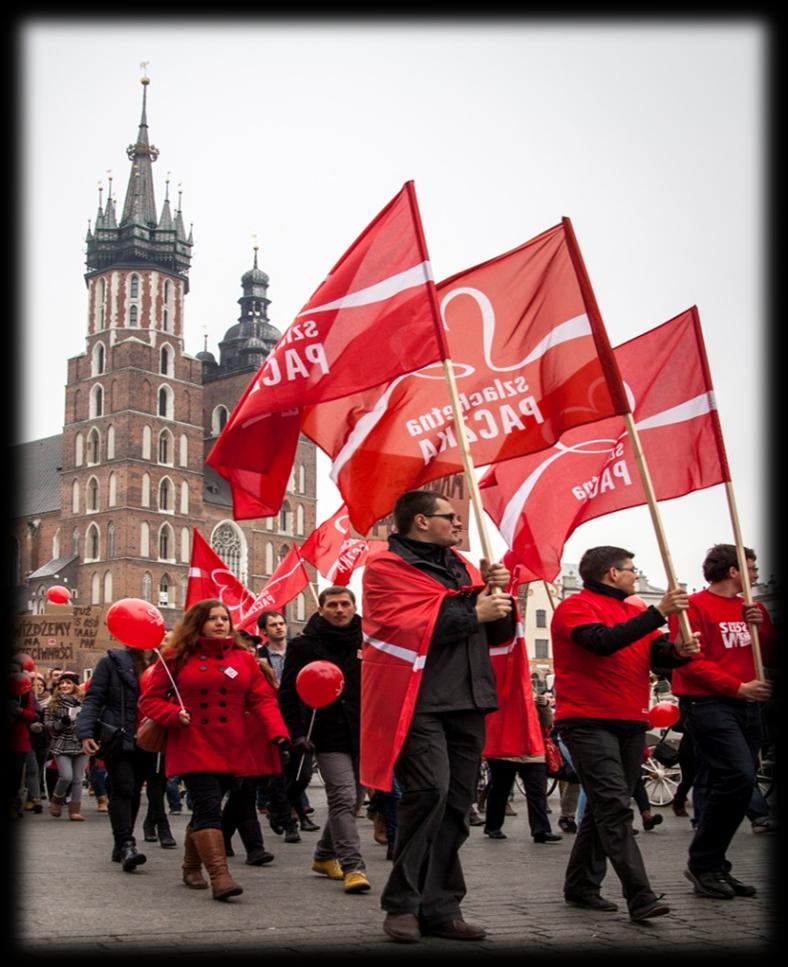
[185,530,258,625]
[206,182,445,520]
[480,307,728,582]
[300,504,386,586]
[301,221,627,534]
[235,546,310,633]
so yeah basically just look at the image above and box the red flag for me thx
[185,530,257,625]
[235,546,310,633]
[480,307,728,582]
[301,221,626,534]
[300,504,386,586]
[360,548,483,791]
[483,611,545,759]
[206,182,445,519]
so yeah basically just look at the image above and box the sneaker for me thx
[721,872,756,897]
[312,858,344,880]
[558,817,578,833]
[751,817,777,833]
[299,817,320,832]
[683,867,735,899]
[344,870,371,893]
[468,805,485,827]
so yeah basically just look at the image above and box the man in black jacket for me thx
[369,490,515,943]
[278,586,370,894]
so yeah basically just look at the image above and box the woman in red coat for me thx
[139,599,290,900]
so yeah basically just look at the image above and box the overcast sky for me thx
[18,18,769,593]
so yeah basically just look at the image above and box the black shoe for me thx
[721,873,756,897]
[299,817,320,832]
[284,826,302,843]
[558,817,578,833]
[111,845,121,863]
[683,868,735,899]
[533,832,563,844]
[565,894,618,912]
[246,848,275,866]
[629,896,670,921]
[157,823,177,848]
[642,813,663,831]
[483,828,507,839]
[120,840,147,872]
[268,817,284,836]
[142,820,158,843]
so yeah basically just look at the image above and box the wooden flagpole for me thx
[723,481,764,680]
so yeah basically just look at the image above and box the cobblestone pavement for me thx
[11,780,778,958]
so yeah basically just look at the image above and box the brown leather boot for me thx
[191,827,242,900]
[182,824,208,890]
[48,794,66,818]
[96,795,109,813]
[68,801,85,821]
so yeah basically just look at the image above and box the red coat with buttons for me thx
[138,637,289,779]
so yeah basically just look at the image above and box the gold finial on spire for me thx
[140,61,150,85]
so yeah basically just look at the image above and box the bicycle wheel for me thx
[641,756,681,806]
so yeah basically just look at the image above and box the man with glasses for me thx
[551,545,699,922]
[363,489,515,943]
[669,544,776,900]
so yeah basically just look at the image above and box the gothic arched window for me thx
[211,521,244,580]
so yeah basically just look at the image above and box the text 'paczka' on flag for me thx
[479,306,728,583]
[206,182,445,521]
[301,219,629,535]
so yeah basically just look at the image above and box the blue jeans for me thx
[680,696,761,874]
[557,736,587,827]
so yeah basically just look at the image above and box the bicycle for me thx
[642,726,682,806]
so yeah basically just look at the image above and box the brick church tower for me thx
[12,75,317,647]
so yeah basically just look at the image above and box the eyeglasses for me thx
[615,566,639,575]
[423,513,462,523]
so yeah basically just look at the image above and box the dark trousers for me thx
[104,746,158,847]
[381,710,485,926]
[221,776,265,855]
[485,759,551,836]
[674,731,697,806]
[143,753,169,826]
[182,772,234,832]
[681,696,762,874]
[560,721,656,912]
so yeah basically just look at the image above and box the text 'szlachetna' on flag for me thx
[301,220,628,535]
[206,182,445,521]
[479,306,728,583]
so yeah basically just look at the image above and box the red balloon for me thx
[47,585,71,604]
[296,660,345,709]
[16,653,36,673]
[648,701,681,729]
[106,598,166,649]
[10,672,32,696]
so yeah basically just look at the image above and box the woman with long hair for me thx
[139,599,290,901]
[43,672,88,821]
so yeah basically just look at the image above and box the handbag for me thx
[652,738,680,768]
[135,716,167,753]
[96,719,125,756]
[544,736,563,777]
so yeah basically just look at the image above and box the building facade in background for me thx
[11,77,317,645]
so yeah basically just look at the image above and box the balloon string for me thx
[153,648,186,711]
[294,708,317,782]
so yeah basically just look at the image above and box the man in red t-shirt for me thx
[552,545,699,922]
[669,544,775,901]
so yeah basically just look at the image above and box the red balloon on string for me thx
[10,672,32,696]
[16,653,36,674]
[296,660,344,708]
[47,585,71,604]
[106,598,166,650]
[648,701,680,729]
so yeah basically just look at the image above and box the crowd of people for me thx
[9,490,777,945]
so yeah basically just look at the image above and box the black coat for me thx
[278,613,362,756]
[75,649,140,752]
